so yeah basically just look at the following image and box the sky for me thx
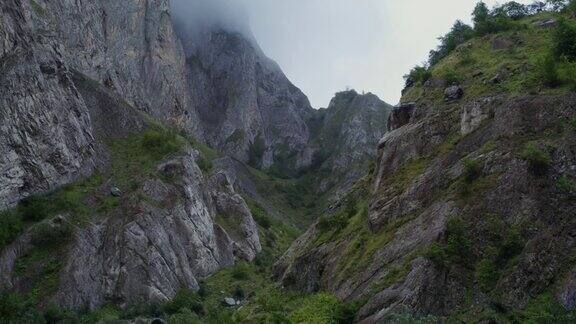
[172,0,534,108]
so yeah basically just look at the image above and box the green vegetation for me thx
[424,218,472,268]
[404,65,432,87]
[521,142,551,175]
[535,52,561,86]
[29,221,73,247]
[248,135,266,169]
[462,158,483,183]
[225,129,246,144]
[553,17,576,60]
[109,126,184,190]
[402,0,576,100]
[557,175,576,192]
[0,210,23,249]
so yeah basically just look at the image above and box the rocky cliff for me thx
[309,90,391,197]
[177,28,315,170]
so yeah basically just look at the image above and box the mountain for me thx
[275,11,576,323]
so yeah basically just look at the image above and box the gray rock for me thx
[444,85,464,102]
[534,18,557,29]
[491,74,503,84]
[110,187,122,197]
[387,102,416,132]
[460,97,498,135]
[223,297,237,307]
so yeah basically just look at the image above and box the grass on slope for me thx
[403,12,576,105]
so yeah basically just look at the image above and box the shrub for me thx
[441,69,460,85]
[233,286,245,300]
[19,195,50,222]
[553,18,576,61]
[429,20,474,66]
[196,155,213,174]
[404,66,432,87]
[249,202,272,230]
[0,210,23,249]
[231,263,250,280]
[521,143,551,175]
[475,258,500,291]
[141,127,182,159]
[535,53,560,87]
[29,221,73,247]
[571,117,576,131]
[317,212,349,233]
[424,218,472,267]
[248,135,266,169]
[289,293,342,324]
[521,293,576,322]
[423,243,449,267]
[462,158,482,183]
[163,289,205,316]
[169,308,203,324]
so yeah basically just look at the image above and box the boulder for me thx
[110,187,122,197]
[444,86,464,102]
[387,102,416,132]
[223,297,237,307]
[534,19,557,29]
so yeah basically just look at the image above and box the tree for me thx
[429,20,474,66]
[497,1,529,19]
[473,2,490,26]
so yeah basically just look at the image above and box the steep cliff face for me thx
[178,28,315,170]
[0,0,198,208]
[276,17,576,322]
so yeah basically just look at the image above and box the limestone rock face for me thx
[178,29,315,169]
[0,0,98,209]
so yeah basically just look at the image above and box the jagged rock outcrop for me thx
[309,90,392,196]
[53,151,260,310]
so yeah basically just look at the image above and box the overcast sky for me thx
[240,0,533,107]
